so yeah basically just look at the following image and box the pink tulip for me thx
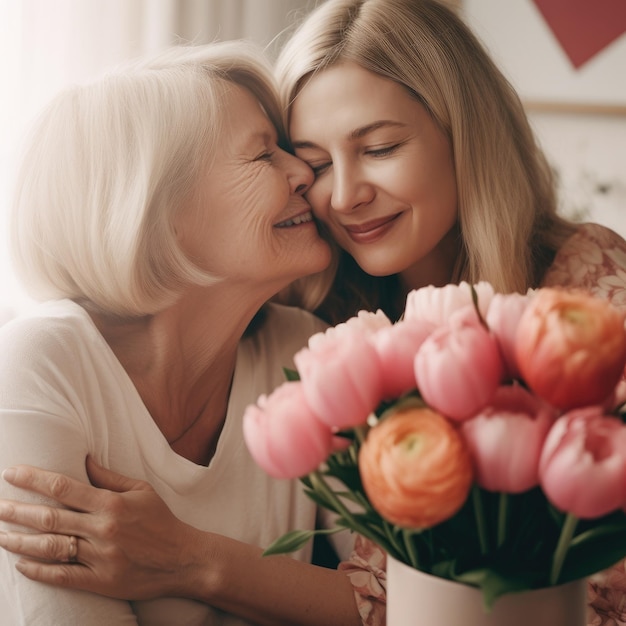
[485,292,532,380]
[307,309,392,352]
[539,407,626,519]
[414,307,505,421]
[404,281,494,327]
[461,385,557,493]
[243,381,333,479]
[371,318,436,399]
[294,330,384,429]
[516,288,626,411]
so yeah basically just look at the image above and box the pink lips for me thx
[343,214,401,244]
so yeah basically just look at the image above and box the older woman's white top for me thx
[0,300,350,625]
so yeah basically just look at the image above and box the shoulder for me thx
[541,223,626,310]
[0,300,100,383]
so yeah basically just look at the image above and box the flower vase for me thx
[386,555,587,626]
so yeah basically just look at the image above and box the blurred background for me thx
[0,0,624,318]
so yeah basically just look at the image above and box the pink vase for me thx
[387,555,587,626]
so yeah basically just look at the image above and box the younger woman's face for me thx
[289,62,459,290]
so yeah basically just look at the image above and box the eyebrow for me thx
[241,128,276,151]
[292,120,407,150]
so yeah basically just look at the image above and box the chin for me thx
[357,261,402,278]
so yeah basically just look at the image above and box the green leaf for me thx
[302,487,340,513]
[558,521,626,583]
[452,567,537,611]
[262,527,343,556]
[282,367,300,381]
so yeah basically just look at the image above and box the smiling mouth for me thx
[275,211,314,228]
[344,213,402,235]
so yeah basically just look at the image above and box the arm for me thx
[0,418,140,625]
[0,459,362,626]
[0,326,140,625]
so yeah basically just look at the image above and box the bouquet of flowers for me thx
[243,283,626,606]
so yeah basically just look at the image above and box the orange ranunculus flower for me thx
[359,407,474,529]
[515,288,626,411]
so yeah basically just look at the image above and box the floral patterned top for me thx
[338,222,626,626]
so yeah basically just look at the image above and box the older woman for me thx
[0,42,362,625]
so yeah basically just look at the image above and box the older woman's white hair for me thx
[11,41,289,317]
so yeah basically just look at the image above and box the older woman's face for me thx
[289,62,458,290]
[178,84,330,293]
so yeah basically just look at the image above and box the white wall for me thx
[463,0,626,239]
[529,111,626,238]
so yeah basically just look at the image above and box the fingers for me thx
[14,558,85,589]
[85,456,148,493]
[2,466,97,511]
[2,462,150,513]
[0,499,84,536]
[0,529,86,565]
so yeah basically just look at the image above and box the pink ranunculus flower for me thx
[461,384,557,493]
[404,281,495,327]
[243,381,333,479]
[294,330,384,429]
[539,407,626,519]
[371,318,436,399]
[307,309,392,352]
[414,307,505,421]
[485,291,532,380]
[516,288,626,411]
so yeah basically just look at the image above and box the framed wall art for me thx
[461,0,626,116]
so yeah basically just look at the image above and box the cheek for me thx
[305,180,332,222]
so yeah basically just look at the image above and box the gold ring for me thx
[67,535,78,564]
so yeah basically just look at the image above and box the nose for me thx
[330,163,374,214]
[285,150,314,196]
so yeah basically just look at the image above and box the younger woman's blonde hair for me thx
[276,0,576,323]
[11,41,287,317]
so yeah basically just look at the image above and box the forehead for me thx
[289,62,417,140]
[219,84,277,150]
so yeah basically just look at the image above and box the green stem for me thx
[310,470,355,521]
[550,513,578,585]
[382,521,405,557]
[472,485,489,555]
[401,528,420,569]
[497,492,508,548]
[309,470,395,555]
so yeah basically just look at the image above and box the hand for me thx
[0,457,204,600]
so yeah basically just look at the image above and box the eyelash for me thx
[308,144,402,177]
[255,151,275,162]
[311,163,331,176]
[365,143,402,157]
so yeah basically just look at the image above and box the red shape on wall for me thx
[530,0,626,69]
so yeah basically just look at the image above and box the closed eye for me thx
[365,143,402,158]
[310,162,331,176]
[254,151,275,162]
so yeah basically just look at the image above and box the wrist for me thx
[174,526,223,602]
